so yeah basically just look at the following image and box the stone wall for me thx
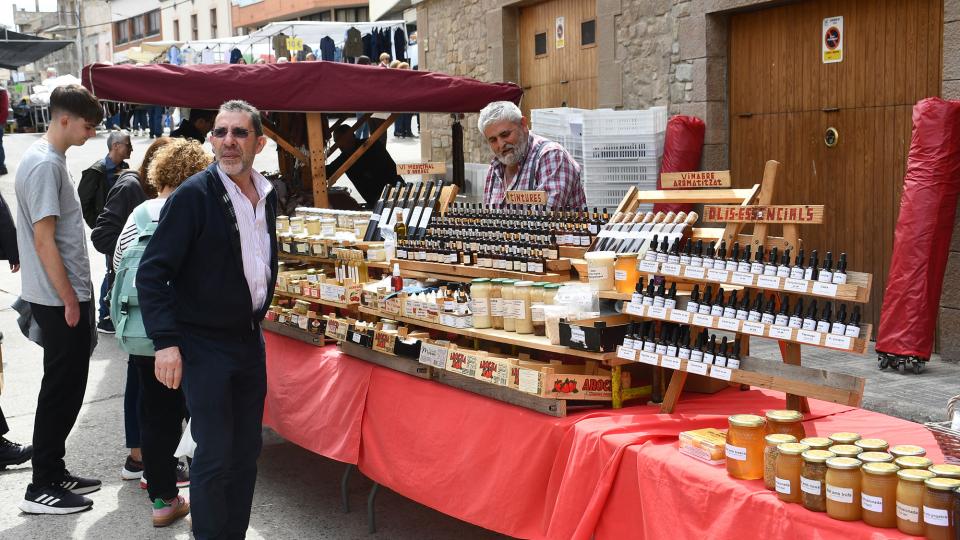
[941,0,960,362]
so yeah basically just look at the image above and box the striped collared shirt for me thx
[483,132,586,209]
[216,164,273,313]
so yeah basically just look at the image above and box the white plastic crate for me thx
[582,133,664,161]
[585,188,654,212]
[582,159,659,186]
[581,106,668,138]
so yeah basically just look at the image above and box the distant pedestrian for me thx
[378,52,391,67]
[15,84,103,515]
[394,62,415,138]
[170,109,215,145]
[0,83,9,175]
[0,192,30,471]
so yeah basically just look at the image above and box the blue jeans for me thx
[99,255,111,322]
[148,106,164,137]
[133,109,148,131]
[355,113,369,139]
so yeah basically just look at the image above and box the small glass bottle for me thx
[513,281,534,334]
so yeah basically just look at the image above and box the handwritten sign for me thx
[418,342,449,369]
[505,190,548,205]
[397,162,447,175]
[324,318,349,341]
[372,330,396,355]
[704,205,825,224]
[660,170,731,189]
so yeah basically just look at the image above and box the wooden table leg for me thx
[660,370,687,413]
[779,341,810,412]
[612,365,622,409]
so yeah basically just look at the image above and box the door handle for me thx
[822,107,840,113]
[738,113,753,118]
[560,80,569,84]
[522,85,532,90]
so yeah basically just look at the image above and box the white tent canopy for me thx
[234,20,407,51]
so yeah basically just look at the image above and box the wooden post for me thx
[306,112,329,208]
[329,114,397,184]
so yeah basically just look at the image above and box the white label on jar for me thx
[514,301,527,319]
[471,299,489,317]
[896,502,919,523]
[725,444,747,461]
[800,476,822,495]
[569,326,586,344]
[490,298,504,317]
[861,494,883,513]
[443,300,456,312]
[732,272,754,286]
[531,304,545,322]
[784,278,808,293]
[775,477,791,495]
[924,506,950,527]
[812,281,838,297]
[769,326,793,340]
[614,269,628,281]
[588,266,610,280]
[684,266,706,279]
[826,485,853,504]
[707,268,730,282]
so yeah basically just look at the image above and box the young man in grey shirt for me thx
[15,84,104,515]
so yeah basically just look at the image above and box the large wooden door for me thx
[729,0,942,326]
[518,0,597,117]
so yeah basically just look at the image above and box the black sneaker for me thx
[59,471,102,495]
[121,455,143,480]
[19,484,93,515]
[0,437,33,469]
[0,166,8,176]
[96,317,115,334]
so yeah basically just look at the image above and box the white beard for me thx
[496,132,529,167]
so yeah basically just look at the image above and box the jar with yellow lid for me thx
[831,444,864,458]
[897,468,936,535]
[614,254,640,294]
[764,434,797,490]
[890,445,927,459]
[859,452,895,464]
[923,477,960,540]
[802,449,836,512]
[530,283,547,336]
[896,456,933,470]
[861,462,900,528]
[855,438,889,452]
[470,279,491,329]
[801,437,834,450]
[928,464,960,479]
[765,410,806,441]
[830,432,862,445]
[513,281,534,334]
[776,442,810,503]
[726,414,766,480]
[502,280,519,332]
[826,456,863,521]
[489,279,505,329]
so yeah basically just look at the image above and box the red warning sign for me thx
[822,16,843,63]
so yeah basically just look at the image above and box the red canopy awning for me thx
[82,62,523,113]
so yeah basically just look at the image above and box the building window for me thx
[174,19,179,41]
[300,10,332,22]
[210,9,217,38]
[132,16,144,40]
[147,10,161,36]
[115,21,130,44]
[581,19,595,46]
[191,14,198,40]
[534,32,547,56]
[334,7,368,22]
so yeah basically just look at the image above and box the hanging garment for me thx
[272,32,290,60]
[230,48,243,64]
[394,27,407,63]
[362,32,374,59]
[319,36,336,61]
[180,46,194,65]
[378,28,392,60]
[168,45,182,65]
[201,47,215,64]
[344,27,363,58]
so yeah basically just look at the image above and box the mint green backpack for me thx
[110,204,157,356]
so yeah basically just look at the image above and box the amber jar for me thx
[614,254,640,294]
[830,432,862,445]
[861,462,900,528]
[727,414,767,480]
[923,477,960,540]
[776,442,810,503]
[765,410,806,441]
[764,434,797,490]
[831,444,864,458]
[802,449,836,512]
[896,468,935,535]
[856,438,890,452]
[801,437,834,450]
[825,457,863,521]
[890,445,927,459]
[896,456,934,470]
[929,464,960,479]
[859,452,895,464]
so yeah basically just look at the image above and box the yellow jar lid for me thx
[928,464,960,478]
[830,444,864,457]
[858,452,894,464]
[729,414,765,428]
[826,457,862,470]
[802,449,836,463]
[829,432,861,444]
[898,468,936,482]
[800,437,833,449]
[889,445,926,458]
[925,477,960,491]
[855,438,889,451]
[766,409,803,422]
[777,442,810,455]
[895,456,933,469]
[862,462,899,476]
[765,434,797,446]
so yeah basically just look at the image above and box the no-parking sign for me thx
[822,16,843,63]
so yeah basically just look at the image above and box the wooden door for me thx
[729,0,942,326]
[518,0,597,118]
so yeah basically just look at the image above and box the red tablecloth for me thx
[263,333,942,540]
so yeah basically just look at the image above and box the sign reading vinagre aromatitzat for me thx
[704,205,825,224]
[660,170,732,189]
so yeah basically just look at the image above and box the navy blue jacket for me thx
[138,163,278,351]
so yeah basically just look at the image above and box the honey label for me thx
[923,506,949,527]
[861,494,883,513]
[800,476,822,495]
[896,502,919,523]
[725,444,747,461]
[614,270,628,281]
[775,477,791,495]
[826,484,853,504]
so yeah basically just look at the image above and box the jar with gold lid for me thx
[895,456,933,470]
[861,462,900,528]
[802,449,836,512]
[765,410,806,441]
[776,442,810,503]
[830,444,864,458]
[859,452,894,464]
[727,414,766,480]
[896,468,935,535]
[829,432,861,445]
[855,438,889,452]
[763,434,797,490]
[922,477,960,540]
[801,437,833,450]
[928,464,960,479]
[890,445,926,459]
[825,456,863,521]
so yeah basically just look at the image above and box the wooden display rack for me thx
[394,259,571,283]
[262,319,326,347]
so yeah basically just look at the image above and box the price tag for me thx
[825,334,852,350]
[352,332,362,344]
[769,326,793,340]
[631,293,645,305]
[669,310,691,324]
[741,321,765,336]
[418,342,449,368]
[707,269,730,282]
[692,313,714,327]
[617,346,637,361]
[796,330,823,345]
[756,275,782,289]
[638,260,660,273]
[710,365,733,381]
[812,281,838,297]
[661,262,681,276]
[784,278,808,293]
[683,266,706,279]
[648,305,667,319]
[639,351,660,366]
[569,325,586,345]
[518,368,541,394]
[718,317,741,332]
[625,302,646,316]
[731,272,754,286]
[686,361,709,376]
[660,356,681,370]
[372,330,396,354]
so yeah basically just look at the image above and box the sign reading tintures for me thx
[505,190,548,205]
[704,205,825,224]
[660,170,732,189]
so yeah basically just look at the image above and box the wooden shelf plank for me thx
[628,187,761,204]
[340,341,431,379]
[263,319,325,347]
[274,290,359,310]
[396,259,570,283]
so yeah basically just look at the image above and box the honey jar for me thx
[895,456,933,470]
[859,452,895,464]
[726,414,766,480]
[775,442,810,503]
[614,254,640,294]
[801,449,836,512]
[861,462,900,528]
[928,464,960,479]
[763,434,797,491]
[856,438,889,452]
[765,410,806,441]
[829,432,862,445]
[896,468,935,535]
[923,477,960,540]
[890,445,927,459]
[825,456,863,521]
[830,444,864,458]
[801,437,833,450]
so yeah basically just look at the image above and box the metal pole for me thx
[75,0,83,75]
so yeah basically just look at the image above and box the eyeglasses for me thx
[210,127,251,139]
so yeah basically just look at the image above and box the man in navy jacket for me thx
[138,100,278,539]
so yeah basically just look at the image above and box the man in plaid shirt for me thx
[478,101,585,209]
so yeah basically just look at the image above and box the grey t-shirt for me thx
[15,138,92,305]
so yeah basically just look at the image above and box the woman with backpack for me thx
[111,138,212,528]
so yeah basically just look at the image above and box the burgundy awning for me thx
[82,62,523,113]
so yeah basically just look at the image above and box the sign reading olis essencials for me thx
[704,205,825,224]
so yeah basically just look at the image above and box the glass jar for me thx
[585,251,617,291]
[890,445,927,459]
[470,278,492,329]
[856,438,889,452]
[276,215,290,232]
[929,464,960,479]
[776,442,810,503]
[614,254,640,294]
[825,456,863,521]
[896,468,934,535]
[802,449,836,512]
[531,283,547,336]
[895,456,933,470]
[859,452,895,464]
[726,414,767,480]
[514,281,534,334]
[861,462,900,528]
[764,434,797,490]
[766,410,806,441]
[543,283,560,305]
[489,279,505,329]
[801,437,834,450]
[501,280,518,332]
[830,444,864,458]
[289,216,304,234]
[305,217,322,235]
[830,432,862,445]
[923,477,960,540]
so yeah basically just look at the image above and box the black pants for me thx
[30,302,92,487]
[134,355,187,501]
[0,403,8,435]
[181,329,266,540]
